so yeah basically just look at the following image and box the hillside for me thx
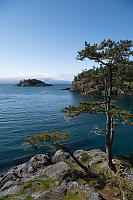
[70,62,133,95]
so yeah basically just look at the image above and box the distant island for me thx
[16,79,53,87]
[60,87,70,90]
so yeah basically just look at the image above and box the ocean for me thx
[0,83,133,173]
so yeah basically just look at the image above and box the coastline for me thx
[0,84,133,176]
[0,149,133,199]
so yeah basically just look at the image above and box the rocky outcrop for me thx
[0,153,51,191]
[70,79,133,95]
[51,149,70,164]
[67,181,104,200]
[70,79,93,93]
[16,79,53,87]
[0,149,133,199]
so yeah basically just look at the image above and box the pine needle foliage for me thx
[25,130,69,152]
[62,102,133,126]
[25,130,89,174]
[62,39,133,171]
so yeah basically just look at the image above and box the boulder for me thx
[1,149,133,200]
[51,150,70,163]
[0,186,20,198]
[87,149,106,166]
[73,150,87,160]
[26,153,51,173]
[44,180,67,199]
[46,161,70,179]
[80,184,105,200]
[67,181,105,200]
[72,149,106,165]
[0,154,51,190]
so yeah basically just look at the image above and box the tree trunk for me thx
[110,116,114,147]
[61,145,89,175]
[105,108,114,170]
[104,74,116,172]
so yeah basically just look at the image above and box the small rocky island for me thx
[16,79,53,87]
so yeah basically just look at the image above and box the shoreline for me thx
[0,149,133,199]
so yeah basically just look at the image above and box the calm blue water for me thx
[0,84,133,173]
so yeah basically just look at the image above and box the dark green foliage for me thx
[63,39,133,171]
[62,102,133,125]
[25,130,89,174]
[16,79,53,87]
[77,39,133,63]
[72,40,133,95]
[25,130,69,152]
[21,79,44,86]
[73,62,133,95]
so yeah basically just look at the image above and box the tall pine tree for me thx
[62,39,133,171]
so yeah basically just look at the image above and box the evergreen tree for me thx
[25,130,89,174]
[62,39,133,171]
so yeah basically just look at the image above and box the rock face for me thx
[0,153,51,191]
[70,79,93,93]
[16,79,53,87]
[67,181,104,200]
[51,149,70,163]
[0,149,133,200]
[70,78,133,95]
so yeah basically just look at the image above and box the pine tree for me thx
[62,39,133,171]
[25,130,89,174]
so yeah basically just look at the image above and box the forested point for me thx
[71,62,133,95]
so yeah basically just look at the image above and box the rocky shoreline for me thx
[70,80,133,96]
[0,149,133,200]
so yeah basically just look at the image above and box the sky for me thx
[0,0,133,82]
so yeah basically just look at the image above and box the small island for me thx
[60,87,70,90]
[16,79,53,87]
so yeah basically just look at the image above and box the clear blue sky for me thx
[0,0,133,81]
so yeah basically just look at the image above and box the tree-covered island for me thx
[16,79,53,87]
